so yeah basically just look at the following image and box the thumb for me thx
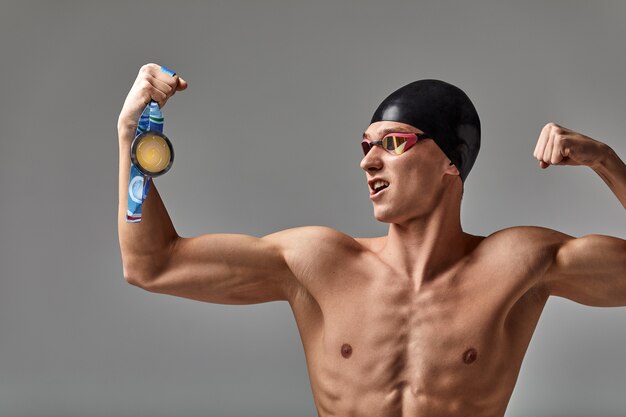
[176,77,188,91]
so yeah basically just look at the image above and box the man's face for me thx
[360,121,457,224]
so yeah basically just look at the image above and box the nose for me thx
[359,144,384,173]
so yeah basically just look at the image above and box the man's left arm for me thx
[533,122,626,306]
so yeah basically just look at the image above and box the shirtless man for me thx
[117,63,626,417]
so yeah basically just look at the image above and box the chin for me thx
[373,207,400,224]
[373,203,427,224]
[373,214,390,224]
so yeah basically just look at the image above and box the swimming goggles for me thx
[361,132,429,156]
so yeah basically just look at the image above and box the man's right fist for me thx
[117,63,188,134]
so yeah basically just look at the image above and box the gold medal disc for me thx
[131,131,174,176]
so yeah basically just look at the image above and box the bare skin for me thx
[118,64,626,417]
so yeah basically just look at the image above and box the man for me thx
[117,63,626,417]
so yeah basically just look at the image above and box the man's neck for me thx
[381,200,473,288]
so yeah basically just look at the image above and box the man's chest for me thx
[322,271,517,375]
[290,252,549,398]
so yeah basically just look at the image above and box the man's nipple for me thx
[341,343,353,358]
[462,348,478,364]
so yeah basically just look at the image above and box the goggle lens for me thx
[386,136,407,154]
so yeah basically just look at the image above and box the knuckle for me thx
[139,79,152,92]
[140,63,159,75]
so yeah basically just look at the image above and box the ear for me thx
[444,160,461,177]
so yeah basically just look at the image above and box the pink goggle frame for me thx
[361,132,428,156]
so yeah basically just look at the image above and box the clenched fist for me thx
[117,63,188,139]
[533,122,611,170]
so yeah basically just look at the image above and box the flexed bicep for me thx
[544,234,626,307]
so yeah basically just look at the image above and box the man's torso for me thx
[283,226,558,417]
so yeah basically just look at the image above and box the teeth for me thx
[373,180,389,191]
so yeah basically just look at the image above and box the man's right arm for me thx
[117,64,305,305]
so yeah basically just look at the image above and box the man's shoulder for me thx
[264,226,369,300]
[476,225,575,263]
[264,225,366,259]
[483,225,574,245]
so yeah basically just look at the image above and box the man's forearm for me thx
[593,146,626,210]
[118,126,178,279]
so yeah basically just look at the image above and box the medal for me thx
[131,130,174,177]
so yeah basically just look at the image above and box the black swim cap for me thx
[370,79,481,183]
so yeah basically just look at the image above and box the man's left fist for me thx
[533,122,609,169]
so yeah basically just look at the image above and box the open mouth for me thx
[371,180,390,195]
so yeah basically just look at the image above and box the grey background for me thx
[0,1,625,416]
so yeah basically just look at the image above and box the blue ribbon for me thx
[126,65,175,223]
